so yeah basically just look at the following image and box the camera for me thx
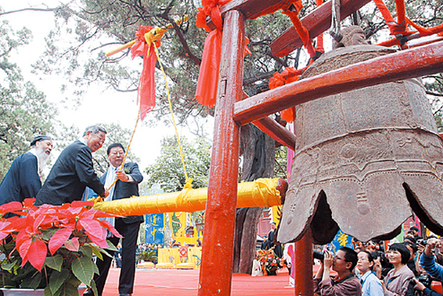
[417,239,428,246]
[406,274,432,296]
[313,250,324,261]
[417,273,431,288]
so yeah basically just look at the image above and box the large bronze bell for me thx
[278,29,443,244]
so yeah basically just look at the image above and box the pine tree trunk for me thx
[233,124,275,274]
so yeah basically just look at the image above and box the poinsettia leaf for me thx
[79,245,93,258]
[64,237,79,252]
[1,259,18,272]
[28,240,47,271]
[22,198,36,208]
[33,213,47,232]
[18,237,31,266]
[48,268,70,295]
[92,209,122,219]
[0,201,23,215]
[44,286,53,296]
[28,270,43,290]
[45,254,63,272]
[79,219,104,240]
[91,246,104,261]
[49,227,73,255]
[105,239,118,251]
[98,220,122,238]
[88,278,99,295]
[72,200,94,208]
[71,256,94,285]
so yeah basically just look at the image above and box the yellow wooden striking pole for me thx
[94,178,285,216]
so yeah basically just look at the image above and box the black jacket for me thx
[36,140,104,205]
[100,162,144,223]
[0,152,41,205]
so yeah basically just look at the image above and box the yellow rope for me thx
[151,37,190,183]
[95,107,141,202]
[93,108,139,203]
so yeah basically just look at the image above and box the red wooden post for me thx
[198,10,246,296]
[294,229,314,295]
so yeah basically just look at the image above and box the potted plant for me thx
[256,249,286,276]
[137,250,158,264]
[0,199,121,296]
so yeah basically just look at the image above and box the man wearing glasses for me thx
[314,246,362,295]
[85,142,143,296]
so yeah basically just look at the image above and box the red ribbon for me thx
[269,67,305,123]
[131,26,157,121]
[195,0,250,108]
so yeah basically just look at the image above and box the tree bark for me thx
[233,124,275,274]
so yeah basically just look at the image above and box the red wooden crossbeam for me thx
[270,0,371,57]
[234,40,443,125]
[220,0,290,20]
[253,117,296,150]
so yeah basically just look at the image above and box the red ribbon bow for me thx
[131,25,157,120]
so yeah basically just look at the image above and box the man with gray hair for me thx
[0,135,53,206]
[36,125,109,205]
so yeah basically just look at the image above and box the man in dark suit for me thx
[0,135,53,206]
[35,125,109,205]
[86,142,143,296]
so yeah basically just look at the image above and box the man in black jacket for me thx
[86,142,144,296]
[35,125,109,205]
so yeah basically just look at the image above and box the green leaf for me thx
[89,279,98,296]
[53,281,78,296]
[71,256,94,285]
[48,269,70,294]
[45,254,63,272]
[93,263,99,275]
[44,286,53,296]
[105,239,118,251]
[20,270,42,289]
[1,259,19,272]
[79,245,93,258]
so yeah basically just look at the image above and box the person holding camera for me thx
[420,238,443,280]
[313,247,362,295]
[405,274,441,296]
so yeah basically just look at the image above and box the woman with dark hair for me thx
[383,243,415,296]
[357,251,384,296]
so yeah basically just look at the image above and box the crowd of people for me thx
[313,228,443,296]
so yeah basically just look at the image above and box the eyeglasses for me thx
[335,256,346,261]
[111,152,124,156]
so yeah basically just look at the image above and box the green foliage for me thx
[30,0,314,127]
[137,250,158,264]
[274,145,288,179]
[0,20,58,179]
[144,136,211,192]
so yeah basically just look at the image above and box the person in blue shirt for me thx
[357,251,384,296]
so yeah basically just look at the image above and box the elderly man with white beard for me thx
[0,135,53,206]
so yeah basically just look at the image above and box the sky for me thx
[1,0,212,171]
